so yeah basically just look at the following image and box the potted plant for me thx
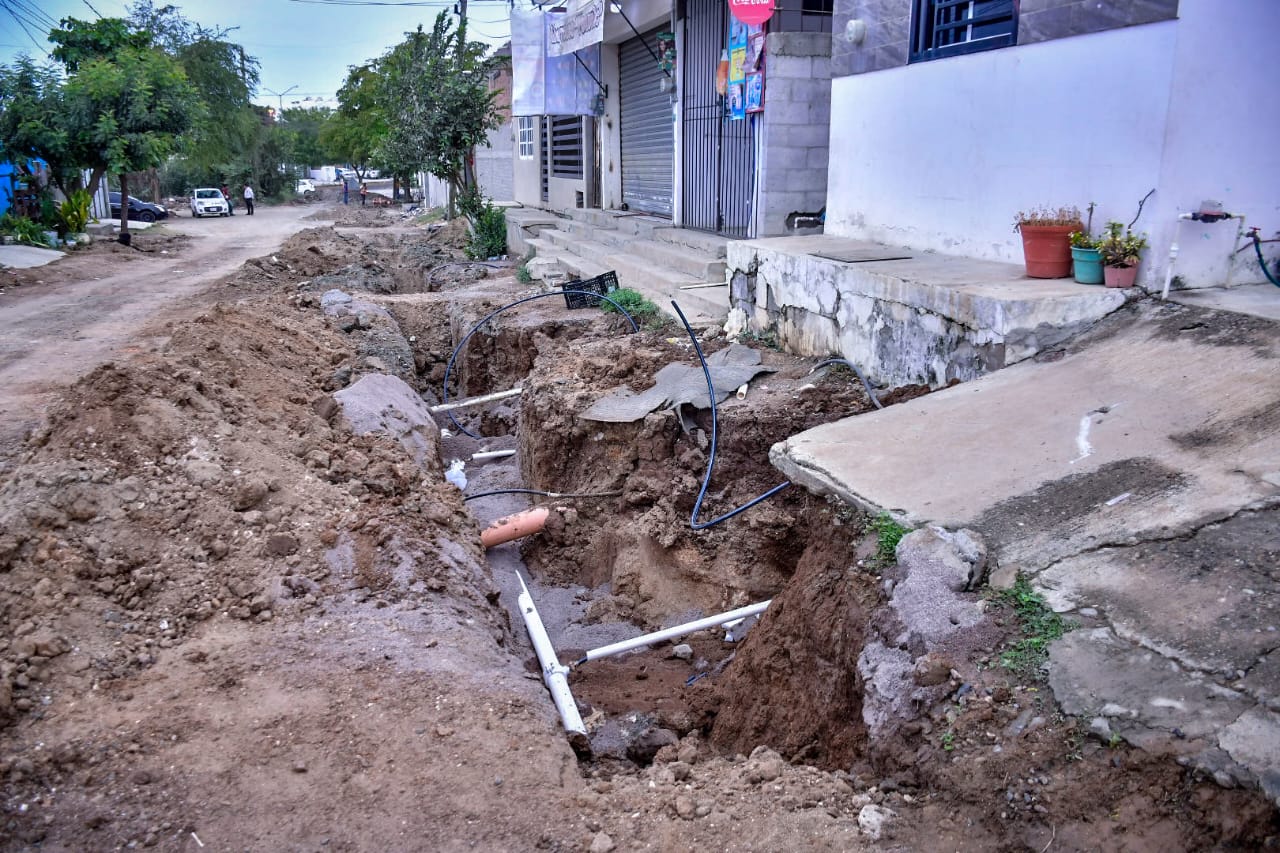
[1069,230,1103,284]
[1015,205,1084,278]
[1096,221,1149,288]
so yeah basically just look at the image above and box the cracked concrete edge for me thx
[769,439,911,527]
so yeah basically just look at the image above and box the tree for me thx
[126,1,261,172]
[377,13,501,215]
[52,17,197,241]
[281,106,332,170]
[0,58,76,194]
[321,63,387,182]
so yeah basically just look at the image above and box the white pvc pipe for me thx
[1161,214,1193,300]
[516,574,590,752]
[577,600,772,664]
[1223,214,1246,291]
[428,387,522,414]
[471,449,517,461]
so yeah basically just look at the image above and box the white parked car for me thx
[189,188,229,217]
[296,179,317,197]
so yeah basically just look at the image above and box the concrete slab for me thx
[1169,282,1280,322]
[727,234,1130,387]
[0,244,65,269]
[771,300,1280,571]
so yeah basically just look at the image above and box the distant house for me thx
[824,0,1280,290]
[475,43,514,202]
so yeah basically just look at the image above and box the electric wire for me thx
[441,290,639,438]
[671,301,792,530]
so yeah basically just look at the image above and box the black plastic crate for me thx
[561,270,619,309]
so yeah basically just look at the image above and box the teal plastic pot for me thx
[1071,247,1104,284]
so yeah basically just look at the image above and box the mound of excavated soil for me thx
[2,223,1275,851]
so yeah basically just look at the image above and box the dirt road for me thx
[0,205,319,469]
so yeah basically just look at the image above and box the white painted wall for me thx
[826,0,1280,290]
[1152,0,1280,289]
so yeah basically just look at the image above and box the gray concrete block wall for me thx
[755,32,832,238]
[475,121,514,202]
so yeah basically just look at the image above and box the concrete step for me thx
[629,238,727,282]
[652,226,731,258]
[530,225,729,324]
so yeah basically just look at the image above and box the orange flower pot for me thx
[1104,264,1139,288]
[1019,224,1081,278]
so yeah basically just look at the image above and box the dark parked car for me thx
[107,192,169,223]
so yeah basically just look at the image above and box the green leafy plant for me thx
[1014,205,1082,232]
[868,512,909,566]
[599,287,662,327]
[515,264,532,283]
[992,576,1070,678]
[0,213,51,246]
[1068,230,1099,249]
[940,730,956,752]
[56,189,93,236]
[1096,220,1148,268]
[465,202,506,259]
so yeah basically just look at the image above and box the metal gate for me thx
[620,28,674,217]
[681,0,756,237]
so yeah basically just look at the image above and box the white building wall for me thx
[1152,0,1280,289]
[826,0,1280,290]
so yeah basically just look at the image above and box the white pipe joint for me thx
[516,575,590,753]
[578,600,772,664]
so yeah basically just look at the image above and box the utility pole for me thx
[456,0,468,54]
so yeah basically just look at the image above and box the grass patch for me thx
[992,576,1070,678]
[516,264,533,283]
[867,512,909,566]
[600,287,664,329]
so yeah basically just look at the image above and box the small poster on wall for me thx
[728,19,754,121]
[745,71,764,113]
[728,82,746,120]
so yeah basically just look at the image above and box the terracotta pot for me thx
[1104,264,1139,288]
[1019,223,1081,278]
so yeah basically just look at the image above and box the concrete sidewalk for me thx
[772,299,1280,803]
[0,244,65,269]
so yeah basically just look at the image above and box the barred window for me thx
[910,0,1017,63]
[517,116,535,160]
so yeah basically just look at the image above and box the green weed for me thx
[868,512,909,566]
[940,730,956,752]
[992,576,1071,678]
[515,264,533,283]
[599,287,664,329]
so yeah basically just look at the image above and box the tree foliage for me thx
[0,58,75,192]
[377,13,501,199]
[321,63,387,180]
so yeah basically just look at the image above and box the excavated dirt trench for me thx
[1,213,1275,850]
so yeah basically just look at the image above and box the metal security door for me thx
[681,0,756,236]
[620,29,674,217]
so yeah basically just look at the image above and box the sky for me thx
[0,0,515,108]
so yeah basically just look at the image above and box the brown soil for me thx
[0,201,1275,851]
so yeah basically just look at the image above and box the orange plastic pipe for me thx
[480,506,551,549]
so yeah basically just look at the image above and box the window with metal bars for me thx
[547,116,584,179]
[517,116,535,160]
[910,0,1017,63]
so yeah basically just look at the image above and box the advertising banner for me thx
[546,0,606,58]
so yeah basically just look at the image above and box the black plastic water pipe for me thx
[671,301,792,530]
[809,358,883,409]
[441,291,639,438]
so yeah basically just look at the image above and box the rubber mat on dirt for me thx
[581,343,774,424]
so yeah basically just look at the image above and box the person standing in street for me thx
[243,183,255,215]
[221,184,234,215]
[359,182,368,206]
[342,179,349,205]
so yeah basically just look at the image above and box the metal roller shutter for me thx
[620,29,673,217]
